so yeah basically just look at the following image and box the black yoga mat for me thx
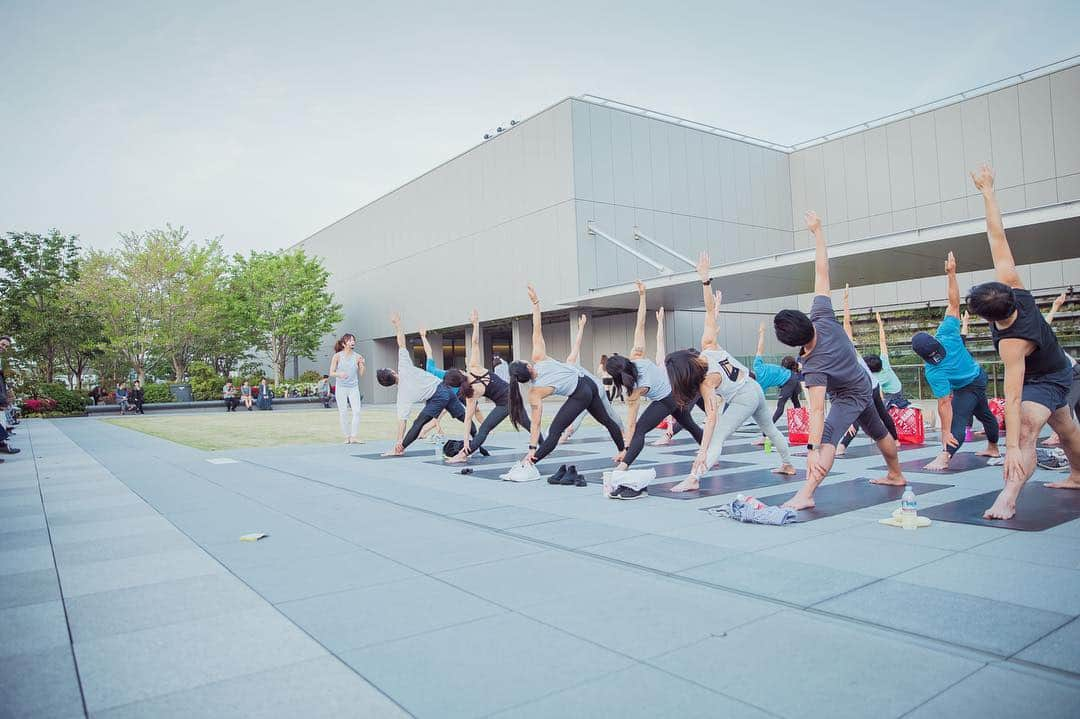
[468,456,651,481]
[667,443,762,457]
[647,468,807,500]
[792,443,930,459]
[353,447,504,460]
[422,448,589,466]
[574,458,752,486]
[921,483,1080,531]
[871,452,992,474]
[749,479,954,521]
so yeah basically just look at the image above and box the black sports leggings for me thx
[946,370,999,455]
[534,377,624,461]
[670,396,707,437]
[468,404,539,453]
[841,389,898,447]
[772,374,802,423]
[402,388,475,449]
[623,395,702,466]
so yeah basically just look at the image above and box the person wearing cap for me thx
[912,251,1001,471]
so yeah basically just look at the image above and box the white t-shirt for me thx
[395,348,440,419]
[702,348,749,402]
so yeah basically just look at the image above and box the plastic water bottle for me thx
[434,440,443,460]
[763,437,773,453]
[901,487,918,530]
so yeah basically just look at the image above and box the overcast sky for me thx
[3,0,1078,254]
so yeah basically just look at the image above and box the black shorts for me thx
[1021,364,1074,412]
[822,389,888,446]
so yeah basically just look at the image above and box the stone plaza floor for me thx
[3,413,1080,718]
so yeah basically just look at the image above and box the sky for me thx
[3,0,1078,255]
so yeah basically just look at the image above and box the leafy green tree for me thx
[229,250,342,384]
[77,249,154,383]
[56,281,105,389]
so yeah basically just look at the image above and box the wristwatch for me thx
[806,443,815,451]
[702,279,712,286]
[528,444,538,450]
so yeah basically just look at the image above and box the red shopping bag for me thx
[786,407,809,445]
[656,417,670,430]
[888,406,925,445]
[988,398,1006,430]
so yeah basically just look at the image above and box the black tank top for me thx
[469,371,510,406]
[990,289,1069,378]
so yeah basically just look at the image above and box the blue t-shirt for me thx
[924,315,981,398]
[425,358,447,380]
[873,354,903,395]
[752,357,792,390]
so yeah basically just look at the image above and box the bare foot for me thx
[976,445,1000,458]
[870,474,907,486]
[782,490,815,510]
[1042,433,1061,447]
[772,463,797,475]
[650,437,673,446]
[923,453,951,471]
[983,485,1020,520]
[1046,474,1080,490]
[835,445,847,457]
[381,449,405,457]
[669,477,700,492]
[751,437,765,446]
[445,453,468,464]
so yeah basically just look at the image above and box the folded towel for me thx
[706,499,797,525]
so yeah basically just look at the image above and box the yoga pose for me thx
[966,166,1080,518]
[914,252,1000,471]
[561,314,624,444]
[606,281,703,490]
[445,310,533,463]
[378,314,475,456]
[329,332,365,444]
[751,321,802,445]
[507,285,625,478]
[414,328,485,441]
[665,253,795,492]
[772,212,907,510]
[868,312,909,409]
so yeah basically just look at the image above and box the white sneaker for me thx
[500,462,541,482]
[429,433,446,445]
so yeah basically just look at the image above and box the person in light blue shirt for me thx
[863,312,909,409]
[752,323,802,444]
[912,252,1000,471]
[418,328,484,440]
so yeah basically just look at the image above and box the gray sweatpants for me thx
[705,381,791,467]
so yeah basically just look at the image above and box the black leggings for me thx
[623,395,702,466]
[670,396,707,437]
[468,404,539,454]
[402,387,475,449]
[841,389,898,447]
[534,377,624,461]
[772,374,802,424]
[947,371,999,455]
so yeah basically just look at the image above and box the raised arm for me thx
[630,280,647,360]
[756,322,766,358]
[467,309,482,368]
[655,307,666,364]
[875,312,888,356]
[391,313,405,349]
[1046,291,1067,324]
[697,252,719,350]
[842,284,853,342]
[961,310,970,337]
[807,211,829,296]
[418,327,434,363]
[566,313,587,364]
[527,284,547,362]
[971,165,1022,289]
[945,251,960,318]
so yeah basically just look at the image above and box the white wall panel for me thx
[864,126,892,217]
[988,87,1024,188]
[910,113,940,207]
[649,121,672,213]
[960,95,993,177]
[1051,66,1080,176]
[611,110,635,206]
[1018,76,1056,183]
[823,140,848,224]
[588,105,615,205]
[668,126,690,215]
[842,133,869,221]
[630,115,654,209]
[934,105,966,201]
[686,132,707,218]
[886,120,916,211]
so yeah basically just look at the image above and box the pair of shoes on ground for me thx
[547,464,587,486]
[1037,447,1070,471]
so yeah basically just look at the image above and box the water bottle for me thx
[901,487,918,530]
[763,437,773,453]
[434,440,443,460]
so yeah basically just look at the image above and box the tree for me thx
[0,230,81,381]
[77,249,154,384]
[229,250,342,384]
[55,280,105,389]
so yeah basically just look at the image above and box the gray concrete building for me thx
[295,59,1080,402]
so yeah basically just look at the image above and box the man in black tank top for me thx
[966,165,1080,520]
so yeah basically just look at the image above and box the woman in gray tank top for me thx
[329,333,365,443]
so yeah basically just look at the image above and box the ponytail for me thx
[334,333,355,353]
[604,355,639,393]
[507,361,532,430]
[444,369,473,399]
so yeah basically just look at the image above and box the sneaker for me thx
[501,462,541,482]
[1037,449,1070,471]
[574,474,587,487]
[610,486,646,500]
[429,433,446,445]
[547,465,568,485]
[559,465,581,485]
[0,443,20,455]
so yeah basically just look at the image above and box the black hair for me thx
[444,368,473,399]
[604,355,638,393]
[773,310,814,347]
[664,349,706,409]
[376,368,397,387]
[780,355,798,371]
[507,361,533,429]
[334,333,355,353]
[321,374,328,379]
[967,282,1017,322]
[863,354,883,373]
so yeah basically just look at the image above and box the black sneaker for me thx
[559,465,580,485]
[0,444,19,455]
[478,447,491,457]
[547,465,568,485]
[574,474,588,487]
[612,486,646,500]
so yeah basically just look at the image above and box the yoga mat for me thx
[468,456,650,481]
[921,484,1080,531]
[749,479,953,522]
[422,448,589,466]
[647,468,807,500]
[352,446,507,460]
[667,443,761,457]
[871,453,991,475]
[793,443,929,459]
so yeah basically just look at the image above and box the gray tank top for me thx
[335,351,359,388]
[633,358,672,401]
[534,359,583,397]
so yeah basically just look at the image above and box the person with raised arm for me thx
[772,212,907,510]
[664,252,795,492]
[376,313,476,456]
[504,285,625,482]
[912,251,1001,471]
[445,310,530,463]
[604,282,704,498]
[965,166,1080,516]
[562,312,624,443]
[752,321,802,446]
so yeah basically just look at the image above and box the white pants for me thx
[336,385,362,437]
[705,381,791,467]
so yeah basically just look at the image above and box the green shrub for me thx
[297,370,322,383]
[142,383,176,404]
[188,361,227,401]
[36,383,90,414]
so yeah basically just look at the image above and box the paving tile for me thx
[66,573,266,642]
[896,553,1080,615]
[74,605,327,712]
[46,502,159,526]
[59,548,225,597]
[43,492,146,514]
[816,579,1072,656]
[450,505,566,529]
[48,515,177,544]
[0,544,55,576]
[277,575,505,653]
[680,553,878,607]
[508,517,643,549]
[838,514,1008,550]
[0,512,47,533]
[233,549,420,604]
[660,518,826,551]
[584,533,741,573]
[0,600,71,659]
[1015,617,1080,674]
[0,527,51,552]
[0,569,60,610]
[905,664,1080,719]
[92,656,409,719]
[0,645,85,718]
[653,611,984,719]
[52,528,194,567]
[340,613,635,719]
[758,532,953,578]
[489,663,773,719]
[204,531,360,571]
[967,531,1080,570]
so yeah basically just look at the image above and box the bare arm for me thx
[842,284,853,342]
[807,211,829,296]
[971,165,1022,288]
[945,251,960,318]
[1045,291,1067,324]
[697,252,719,350]
[566,313,587,364]
[329,353,340,379]
[624,389,644,445]
[418,327,434,364]
[876,312,888,356]
[806,385,827,448]
[527,386,553,450]
[654,307,666,364]
[999,338,1031,454]
[467,309,482,369]
[756,322,766,358]
[630,280,647,360]
[391,313,405,350]
[527,284,547,362]
[692,378,723,474]
[937,396,955,449]
[357,354,365,377]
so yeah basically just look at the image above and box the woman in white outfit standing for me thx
[329,333,365,444]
